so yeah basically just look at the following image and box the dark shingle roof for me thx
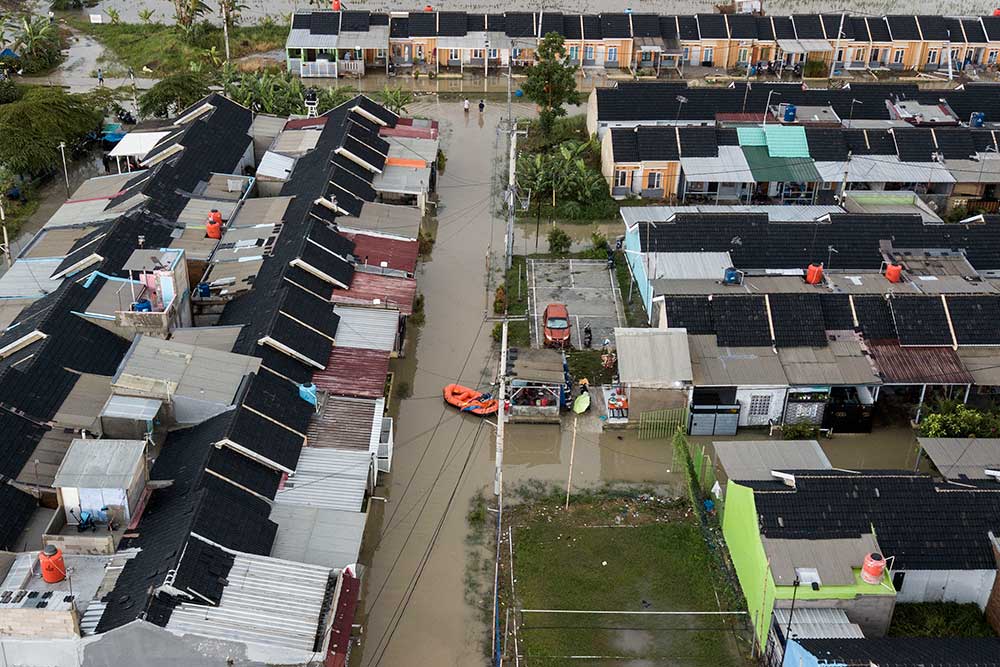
[820,294,854,330]
[888,295,952,346]
[340,10,369,32]
[0,410,48,480]
[600,13,631,38]
[943,17,966,43]
[796,637,1000,667]
[917,15,951,41]
[963,18,988,43]
[821,14,853,39]
[756,16,775,40]
[437,11,466,36]
[933,128,977,159]
[772,16,795,40]
[310,11,340,35]
[406,11,436,37]
[886,15,920,41]
[677,16,699,40]
[696,13,727,39]
[466,14,485,31]
[854,296,897,340]
[504,12,535,37]
[539,12,565,37]
[227,406,304,471]
[677,126,717,158]
[849,16,870,41]
[769,294,828,347]
[749,472,1000,570]
[241,368,314,434]
[292,13,310,29]
[892,128,936,162]
[947,295,1000,345]
[389,16,408,38]
[713,295,771,346]
[792,14,824,39]
[0,485,36,551]
[726,14,757,39]
[982,16,1000,41]
[805,128,849,161]
[663,297,714,334]
[631,14,661,38]
[866,16,891,42]
[660,16,678,40]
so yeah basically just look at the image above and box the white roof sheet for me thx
[270,504,365,569]
[257,151,296,180]
[53,439,145,489]
[713,440,831,481]
[340,25,389,50]
[0,259,63,299]
[230,196,293,228]
[167,547,333,653]
[777,38,832,53]
[286,28,338,49]
[772,608,865,640]
[100,395,162,421]
[680,146,755,183]
[615,328,693,388]
[649,252,733,280]
[335,306,400,351]
[945,156,1000,184]
[373,164,431,194]
[109,131,170,158]
[275,447,371,511]
[621,204,841,227]
[917,437,1000,480]
[816,156,956,184]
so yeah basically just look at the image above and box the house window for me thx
[614,170,628,188]
[449,48,460,60]
[869,48,879,62]
[376,48,386,59]
[737,48,749,63]
[682,47,690,62]
[835,48,844,62]
[416,45,424,60]
[951,48,960,63]
[472,49,484,59]
[759,48,770,60]
[584,46,595,61]
[703,47,714,64]
[893,49,903,64]
[607,47,618,62]
[569,46,580,61]
[927,49,938,64]
[646,171,662,190]
[512,48,521,59]
[489,48,498,59]
[990,50,999,65]
[641,50,653,62]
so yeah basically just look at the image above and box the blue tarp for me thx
[0,48,19,59]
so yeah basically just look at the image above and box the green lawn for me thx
[65,19,288,76]
[509,499,747,666]
[614,250,647,327]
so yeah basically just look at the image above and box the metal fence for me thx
[638,407,688,440]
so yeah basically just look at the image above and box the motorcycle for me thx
[583,324,593,349]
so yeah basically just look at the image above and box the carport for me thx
[528,259,624,349]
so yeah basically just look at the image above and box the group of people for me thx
[463,98,485,113]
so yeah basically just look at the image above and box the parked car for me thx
[542,303,571,347]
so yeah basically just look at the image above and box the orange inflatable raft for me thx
[443,384,498,416]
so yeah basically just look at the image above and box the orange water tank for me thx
[860,552,886,585]
[332,0,341,9]
[805,263,824,285]
[39,545,65,584]
[885,263,903,283]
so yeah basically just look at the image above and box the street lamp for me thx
[58,141,70,197]
[848,98,863,129]
[762,90,780,126]
[674,95,688,124]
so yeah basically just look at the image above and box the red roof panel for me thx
[313,346,389,399]
[867,341,972,385]
[332,272,416,315]
[342,232,418,275]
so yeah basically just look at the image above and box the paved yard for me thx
[528,259,624,349]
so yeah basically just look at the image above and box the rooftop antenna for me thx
[827,245,838,270]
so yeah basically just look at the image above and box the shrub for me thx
[591,231,609,252]
[493,286,506,315]
[0,79,22,104]
[782,422,819,440]
[919,403,1000,438]
[547,227,572,255]
[803,60,827,78]
[417,230,435,256]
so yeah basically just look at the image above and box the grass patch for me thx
[614,250,646,327]
[65,19,288,76]
[503,489,748,666]
[566,349,614,385]
[889,603,996,638]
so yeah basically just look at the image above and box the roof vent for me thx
[985,469,1000,481]
[771,471,796,488]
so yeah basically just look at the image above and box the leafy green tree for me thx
[139,71,211,118]
[547,226,572,255]
[378,85,413,114]
[173,0,210,39]
[224,71,308,116]
[14,16,61,74]
[0,78,22,104]
[0,87,102,175]
[521,32,581,136]
[317,86,357,114]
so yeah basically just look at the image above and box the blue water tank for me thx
[299,382,318,406]
[971,111,986,128]
[515,89,523,97]
[196,282,211,297]
[723,267,741,285]
[132,298,152,312]
[783,104,797,123]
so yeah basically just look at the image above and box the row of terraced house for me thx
[287,9,1000,79]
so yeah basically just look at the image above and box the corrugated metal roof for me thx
[168,326,243,352]
[331,272,416,315]
[777,342,881,385]
[167,547,333,653]
[335,306,399,351]
[510,348,566,384]
[0,259,64,299]
[713,440,831,481]
[615,328,693,387]
[958,347,1000,386]
[917,437,1000,480]
[817,155,955,184]
[737,127,766,146]
[53,439,145,489]
[339,202,421,239]
[307,394,382,454]
[230,196,293,228]
[275,447,370,511]
[313,346,389,399]
[270,504,365,569]
[743,146,820,183]
[345,232,419,274]
[621,204,840,227]
[689,334,788,386]
[764,125,810,158]
[763,534,882,587]
[176,197,239,227]
[257,151,296,180]
[772,608,865,640]
[867,340,972,384]
[100,395,162,420]
[680,146,756,183]
[650,252,733,280]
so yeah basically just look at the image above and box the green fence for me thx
[638,407,688,440]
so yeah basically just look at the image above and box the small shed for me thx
[610,327,693,424]
[53,439,147,524]
[99,395,163,439]
[506,348,568,423]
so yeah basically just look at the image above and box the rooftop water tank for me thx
[299,382,318,406]
[132,298,152,312]
[783,104,797,123]
[805,263,824,285]
[971,111,986,128]
[861,552,886,585]
[39,545,65,584]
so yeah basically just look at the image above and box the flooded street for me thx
[357,99,681,667]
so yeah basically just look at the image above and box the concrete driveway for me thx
[528,258,625,349]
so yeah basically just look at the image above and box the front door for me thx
[747,394,773,426]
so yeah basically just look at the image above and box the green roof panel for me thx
[763,125,810,158]
[742,146,820,183]
[737,127,766,146]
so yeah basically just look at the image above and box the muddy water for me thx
[58,0,999,26]
[357,99,680,667]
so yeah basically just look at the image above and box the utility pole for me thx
[222,1,231,63]
[0,199,9,268]
[494,321,508,496]
[58,142,70,198]
[829,12,845,80]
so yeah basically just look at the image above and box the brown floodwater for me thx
[355,99,681,667]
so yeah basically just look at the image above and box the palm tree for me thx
[378,85,413,114]
[14,17,57,70]
[174,0,210,38]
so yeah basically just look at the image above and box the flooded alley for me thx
[356,100,681,667]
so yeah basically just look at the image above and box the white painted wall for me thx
[896,569,996,609]
[735,387,787,427]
